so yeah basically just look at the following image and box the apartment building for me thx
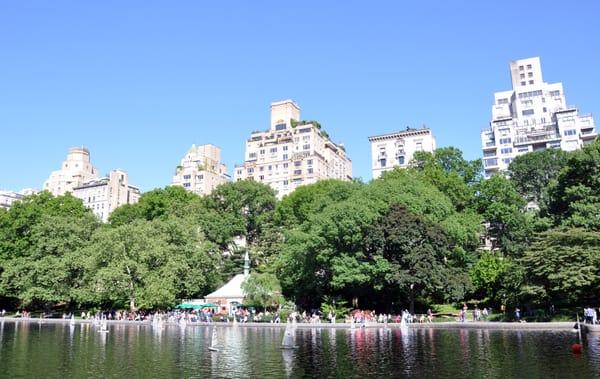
[481,57,597,178]
[72,169,140,222]
[44,147,99,196]
[234,100,352,198]
[172,144,229,196]
[368,127,436,179]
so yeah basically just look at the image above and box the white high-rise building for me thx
[481,57,597,178]
[172,144,229,196]
[44,147,99,196]
[72,169,141,222]
[234,99,352,198]
[368,127,436,179]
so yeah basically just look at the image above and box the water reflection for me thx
[0,322,598,378]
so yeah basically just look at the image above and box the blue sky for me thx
[1,1,599,192]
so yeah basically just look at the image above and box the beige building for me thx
[44,147,99,196]
[172,144,229,196]
[368,127,436,179]
[72,169,140,222]
[234,99,352,198]
[0,189,36,210]
[481,57,597,178]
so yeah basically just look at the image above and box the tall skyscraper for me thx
[368,127,436,179]
[43,147,99,196]
[481,57,596,178]
[234,100,352,198]
[172,144,229,196]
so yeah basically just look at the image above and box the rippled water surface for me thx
[0,320,599,378]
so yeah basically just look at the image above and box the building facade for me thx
[0,188,38,210]
[368,127,436,179]
[172,144,229,196]
[72,169,141,222]
[44,147,99,196]
[234,100,352,198]
[481,57,597,178]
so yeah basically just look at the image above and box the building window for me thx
[499,138,511,144]
[398,156,405,165]
[564,129,577,136]
[249,152,257,159]
[518,65,524,71]
[283,154,288,160]
[198,175,204,179]
[183,183,191,188]
[299,128,311,133]
[307,159,313,165]
[283,146,289,151]
[294,161,301,167]
[528,72,533,77]
[529,80,534,85]
[520,73,525,79]
[502,158,513,165]
[183,175,191,179]
[415,142,423,151]
[550,90,560,97]
[498,98,509,105]
[259,175,264,180]
[247,168,254,174]
[308,168,314,174]
[303,144,310,150]
[380,158,387,167]
[275,123,287,131]
[522,109,534,116]
[520,81,526,86]
[518,147,529,153]
[283,163,289,168]
[500,147,513,154]
[294,170,302,175]
[526,64,532,69]
[270,148,277,153]
[484,158,498,167]
[283,180,289,186]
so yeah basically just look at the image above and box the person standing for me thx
[515,307,521,322]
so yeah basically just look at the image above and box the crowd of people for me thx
[583,306,599,324]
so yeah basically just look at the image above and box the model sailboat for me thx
[280,323,298,350]
[208,327,219,352]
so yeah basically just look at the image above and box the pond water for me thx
[0,320,599,378]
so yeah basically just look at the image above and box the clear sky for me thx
[1,1,599,192]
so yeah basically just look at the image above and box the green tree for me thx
[0,192,99,309]
[412,147,482,210]
[365,204,456,313]
[241,272,283,309]
[508,148,568,208]
[108,186,203,225]
[470,252,510,302]
[205,180,277,245]
[520,228,600,305]
[548,140,600,230]
[472,174,530,256]
[81,219,220,310]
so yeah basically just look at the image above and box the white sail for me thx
[281,324,296,349]
[208,327,219,352]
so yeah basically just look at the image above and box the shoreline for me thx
[1,317,594,332]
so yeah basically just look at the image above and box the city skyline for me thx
[2,2,599,192]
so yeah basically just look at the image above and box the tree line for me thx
[0,140,598,313]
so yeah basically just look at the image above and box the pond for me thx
[0,320,598,378]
